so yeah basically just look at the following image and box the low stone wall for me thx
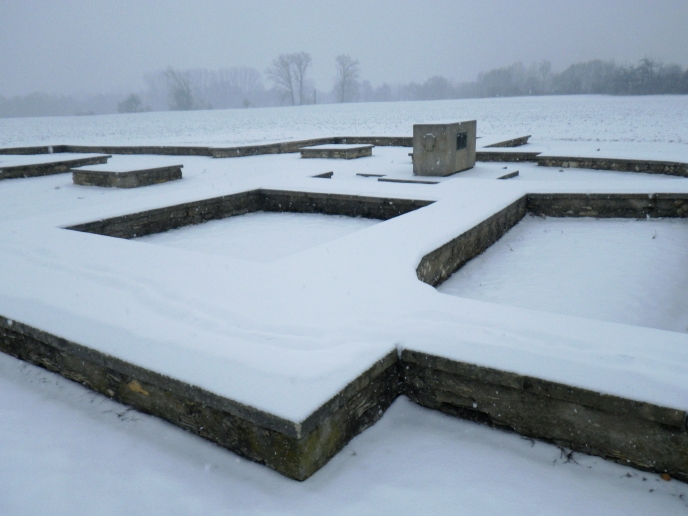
[2,313,685,482]
[67,189,433,239]
[402,350,688,482]
[301,145,373,160]
[416,196,528,286]
[418,193,688,290]
[0,155,111,180]
[0,318,399,481]
[72,165,183,188]
[476,151,541,162]
[537,156,688,177]
[528,193,688,218]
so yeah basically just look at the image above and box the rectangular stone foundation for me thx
[4,191,688,483]
[66,189,433,239]
[0,155,111,180]
[72,165,183,188]
[300,145,373,160]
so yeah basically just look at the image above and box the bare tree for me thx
[333,55,360,103]
[291,52,312,105]
[266,52,312,105]
[164,67,194,110]
[266,54,296,105]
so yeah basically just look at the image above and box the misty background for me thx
[1,0,687,118]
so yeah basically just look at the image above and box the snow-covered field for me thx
[1,95,687,149]
[1,96,688,514]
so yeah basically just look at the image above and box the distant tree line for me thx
[1,57,687,118]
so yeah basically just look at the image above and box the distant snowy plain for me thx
[1,96,688,515]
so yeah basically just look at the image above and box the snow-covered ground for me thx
[1,352,686,516]
[137,212,380,263]
[1,96,688,514]
[439,216,688,333]
[0,95,686,149]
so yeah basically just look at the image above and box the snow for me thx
[1,95,688,510]
[136,211,380,262]
[438,216,688,333]
[1,352,686,516]
[1,95,686,150]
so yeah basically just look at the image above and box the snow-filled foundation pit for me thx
[418,192,688,334]
[439,216,688,332]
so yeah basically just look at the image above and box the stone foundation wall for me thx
[0,155,111,180]
[537,156,688,177]
[416,197,528,286]
[402,350,688,482]
[0,318,400,481]
[68,189,433,239]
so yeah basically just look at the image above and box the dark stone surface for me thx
[418,192,688,290]
[2,312,685,482]
[416,196,528,286]
[312,171,334,178]
[301,145,373,160]
[497,171,519,180]
[527,193,688,218]
[0,155,111,180]
[72,165,183,188]
[0,317,400,481]
[377,178,439,185]
[476,151,541,162]
[484,135,531,148]
[67,189,434,239]
[402,350,688,481]
[537,156,688,177]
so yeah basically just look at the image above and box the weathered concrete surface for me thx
[301,145,373,160]
[484,135,531,148]
[0,155,111,180]
[402,349,688,482]
[67,189,434,239]
[72,165,183,188]
[537,156,688,177]
[413,121,477,177]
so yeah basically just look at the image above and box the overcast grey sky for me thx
[1,0,687,96]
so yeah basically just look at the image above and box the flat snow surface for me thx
[136,212,380,262]
[439,216,688,332]
[1,353,686,516]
